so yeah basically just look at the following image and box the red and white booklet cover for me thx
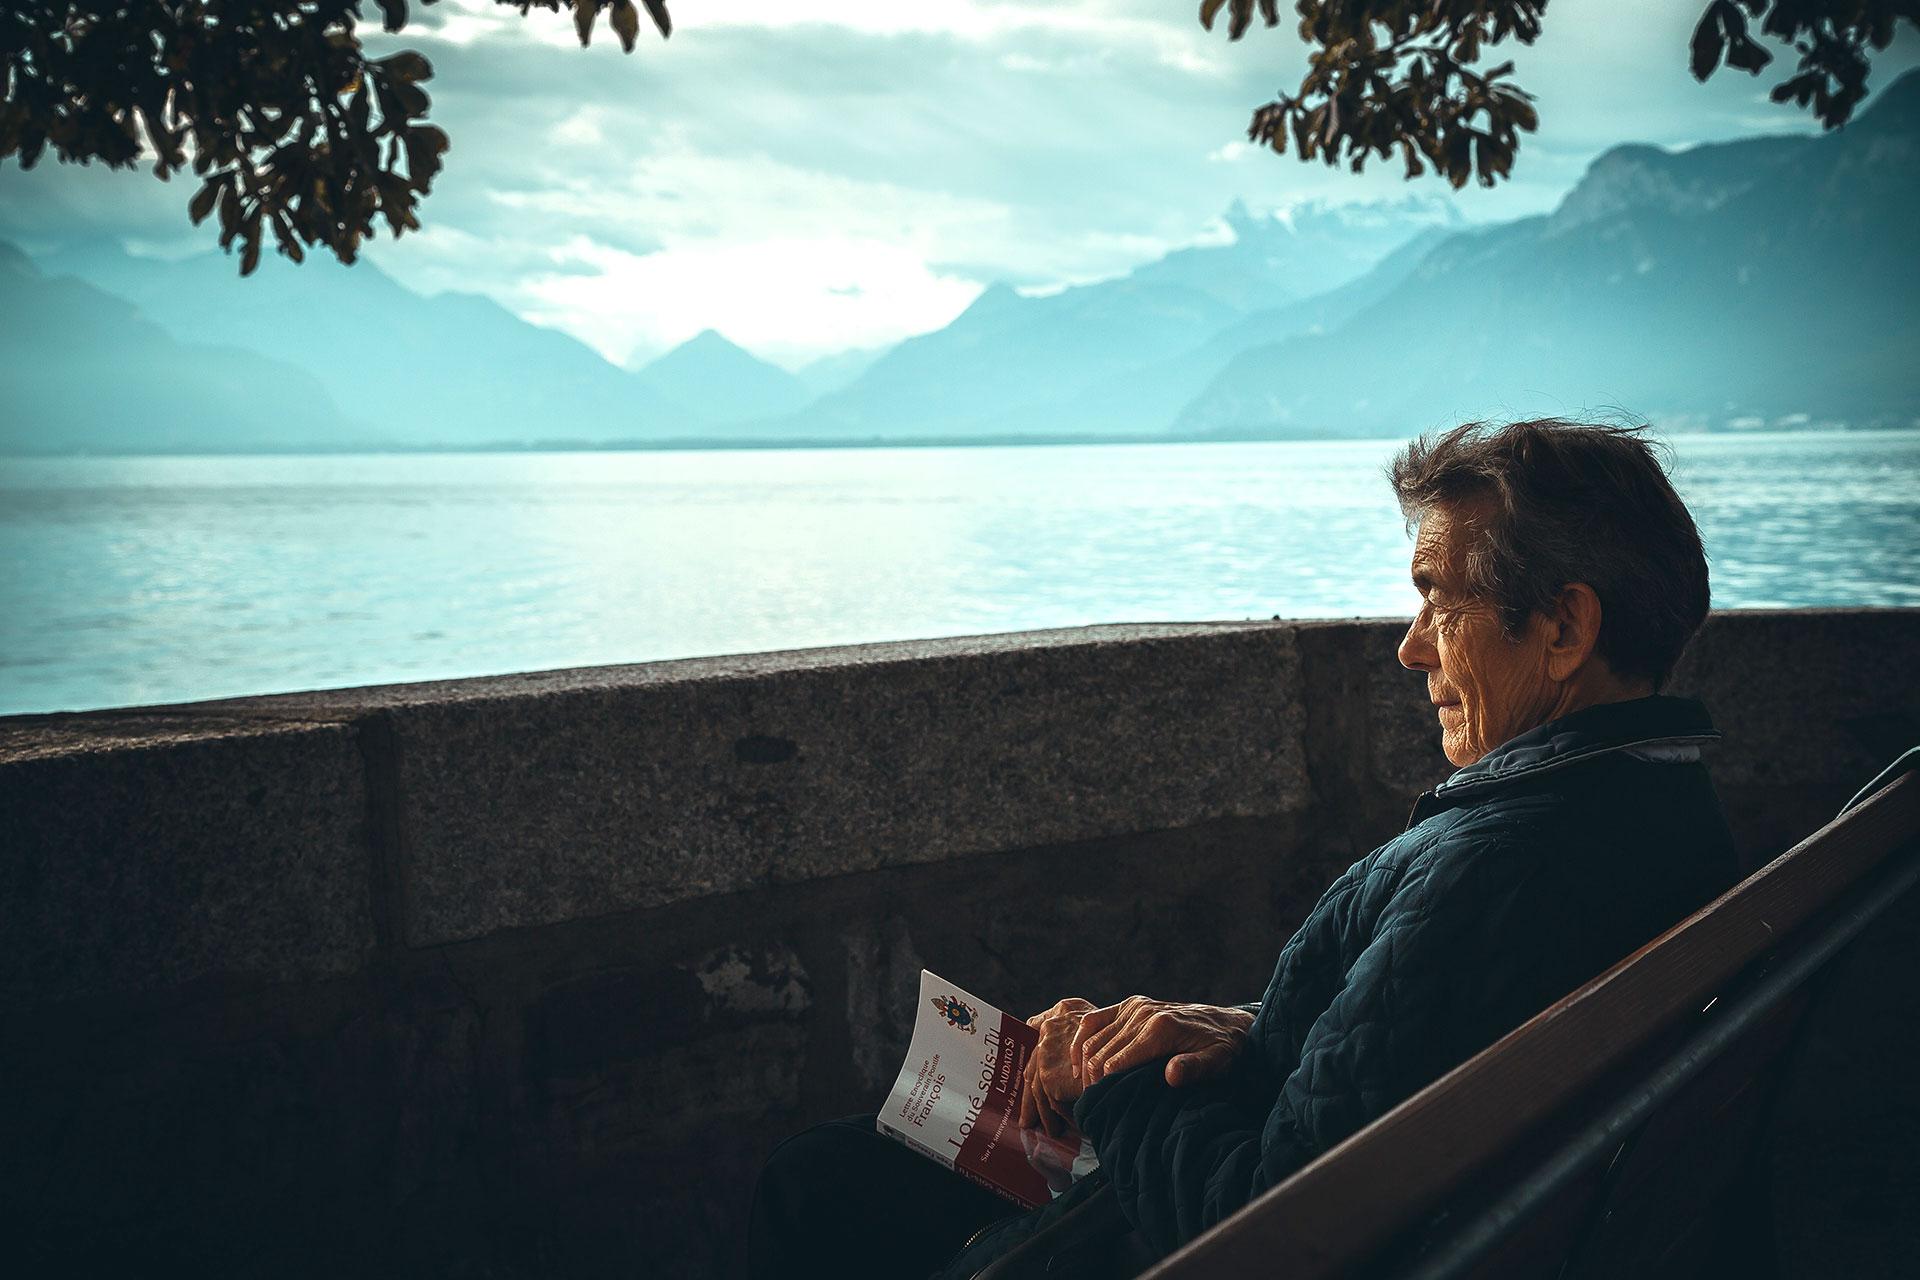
[878,969,1098,1209]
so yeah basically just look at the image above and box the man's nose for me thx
[1399,613,1438,672]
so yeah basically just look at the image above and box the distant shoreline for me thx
[4,420,1915,459]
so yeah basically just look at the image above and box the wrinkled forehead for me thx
[1408,499,1493,582]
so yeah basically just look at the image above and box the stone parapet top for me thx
[4,622,1283,737]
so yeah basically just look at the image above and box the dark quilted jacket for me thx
[942,695,1737,1276]
[1074,694,1738,1257]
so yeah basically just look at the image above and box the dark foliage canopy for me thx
[0,0,670,273]
[2,0,1911,272]
[1204,0,1918,187]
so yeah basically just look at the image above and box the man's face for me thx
[1397,503,1559,766]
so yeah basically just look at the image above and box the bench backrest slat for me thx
[1141,770,1920,1280]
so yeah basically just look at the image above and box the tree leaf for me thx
[188,181,219,224]
[378,51,433,85]
[1227,0,1254,41]
[574,1,596,47]
[641,0,672,38]
[403,125,449,188]
[611,0,640,52]
[1725,33,1773,74]
[1690,1,1731,82]
[218,182,240,240]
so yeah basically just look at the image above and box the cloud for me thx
[340,7,1295,359]
[523,233,981,366]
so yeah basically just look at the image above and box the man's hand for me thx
[1071,997,1254,1089]
[1019,997,1095,1137]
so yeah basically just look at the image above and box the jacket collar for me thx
[1430,695,1720,801]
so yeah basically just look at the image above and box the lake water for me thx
[3,431,1917,716]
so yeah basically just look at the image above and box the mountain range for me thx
[11,240,689,450]
[761,198,1463,440]
[3,69,1915,454]
[0,243,355,453]
[631,329,812,425]
[1177,70,1920,436]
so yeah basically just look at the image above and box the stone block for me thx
[389,624,1308,946]
[518,945,812,1154]
[1357,619,1454,795]
[1668,609,1920,790]
[0,720,374,1007]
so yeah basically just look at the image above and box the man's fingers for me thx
[1083,1004,1158,1077]
[1070,1004,1120,1076]
[1165,1044,1235,1088]
[1076,1021,1121,1076]
[1079,1002,1145,1064]
[1089,1015,1172,1078]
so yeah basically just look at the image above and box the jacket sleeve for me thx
[1075,836,1552,1254]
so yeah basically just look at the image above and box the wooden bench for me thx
[1143,752,1920,1280]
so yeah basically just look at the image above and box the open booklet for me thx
[878,969,1099,1209]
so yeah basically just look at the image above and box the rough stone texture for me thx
[1668,609,1920,871]
[1667,609,1920,789]
[0,719,375,1007]
[1354,620,1455,796]
[381,623,1308,947]
[0,709,340,762]
[842,915,925,1093]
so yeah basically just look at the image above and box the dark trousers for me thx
[748,1113,1023,1280]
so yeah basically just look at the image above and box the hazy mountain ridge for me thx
[23,243,695,447]
[794,343,894,397]
[634,329,811,424]
[1121,196,1462,310]
[0,243,363,454]
[905,224,1465,441]
[1544,134,1813,234]
[770,276,1241,438]
[1176,70,1920,437]
[761,198,1462,439]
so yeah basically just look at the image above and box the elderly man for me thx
[750,419,1737,1280]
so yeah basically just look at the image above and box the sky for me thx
[2,0,1916,368]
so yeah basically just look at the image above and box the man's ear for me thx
[1546,582,1603,682]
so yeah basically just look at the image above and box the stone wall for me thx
[2,611,1915,1278]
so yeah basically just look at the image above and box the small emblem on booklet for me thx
[931,994,979,1034]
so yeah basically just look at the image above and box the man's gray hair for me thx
[1389,419,1710,690]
